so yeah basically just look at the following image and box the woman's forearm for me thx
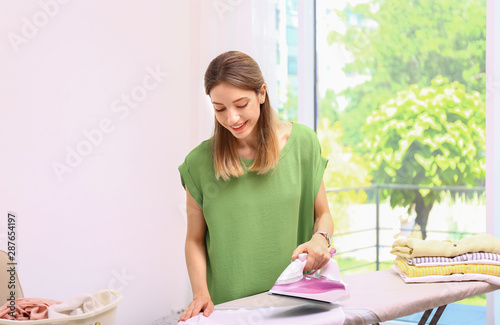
[313,181,334,237]
[313,212,334,236]
[185,238,210,297]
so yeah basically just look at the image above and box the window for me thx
[316,0,486,272]
[313,0,487,316]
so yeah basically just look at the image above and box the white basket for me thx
[1,290,123,325]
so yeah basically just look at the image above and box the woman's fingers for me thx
[179,304,199,321]
[291,243,306,259]
[178,298,213,322]
[178,303,197,322]
[305,250,330,271]
[292,240,331,271]
[203,301,215,317]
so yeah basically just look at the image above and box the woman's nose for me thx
[226,107,239,125]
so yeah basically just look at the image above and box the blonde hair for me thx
[204,51,280,181]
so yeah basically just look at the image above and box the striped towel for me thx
[404,252,500,266]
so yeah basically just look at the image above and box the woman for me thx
[178,51,334,321]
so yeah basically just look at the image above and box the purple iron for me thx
[269,248,349,304]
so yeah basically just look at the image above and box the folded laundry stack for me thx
[390,233,500,285]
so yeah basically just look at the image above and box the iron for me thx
[269,249,349,304]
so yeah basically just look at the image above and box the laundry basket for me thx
[1,290,122,325]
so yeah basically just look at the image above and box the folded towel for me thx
[391,264,500,286]
[391,233,500,258]
[0,298,61,320]
[394,258,500,278]
[48,290,111,319]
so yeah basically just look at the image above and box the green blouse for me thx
[178,123,328,304]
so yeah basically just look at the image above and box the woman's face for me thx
[210,82,266,143]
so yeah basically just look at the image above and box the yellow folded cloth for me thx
[394,258,500,278]
[390,233,500,259]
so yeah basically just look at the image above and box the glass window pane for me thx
[276,0,299,122]
[316,0,486,280]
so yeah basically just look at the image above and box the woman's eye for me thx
[237,103,248,109]
[215,107,225,112]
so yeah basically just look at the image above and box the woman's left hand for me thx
[291,235,331,271]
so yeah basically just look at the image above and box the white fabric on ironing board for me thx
[199,292,345,325]
[391,265,500,286]
[178,304,345,325]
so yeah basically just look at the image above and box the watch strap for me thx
[314,231,331,246]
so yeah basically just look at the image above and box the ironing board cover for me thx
[217,269,500,325]
[339,269,499,323]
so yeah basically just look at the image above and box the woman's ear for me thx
[259,84,267,104]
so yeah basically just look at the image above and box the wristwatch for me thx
[314,231,331,246]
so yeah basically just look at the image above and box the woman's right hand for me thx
[178,293,214,322]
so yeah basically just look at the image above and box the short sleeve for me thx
[178,160,203,208]
[314,152,328,197]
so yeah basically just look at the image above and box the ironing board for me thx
[216,269,500,325]
[340,269,499,324]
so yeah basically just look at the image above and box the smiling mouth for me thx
[231,121,247,131]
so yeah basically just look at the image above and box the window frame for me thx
[296,0,317,130]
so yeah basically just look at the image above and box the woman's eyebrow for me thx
[212,97,249,105]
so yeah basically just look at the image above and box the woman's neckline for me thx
[240,122,296,163]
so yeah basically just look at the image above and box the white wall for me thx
[0,1,194,324]
[0,1,278,324]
